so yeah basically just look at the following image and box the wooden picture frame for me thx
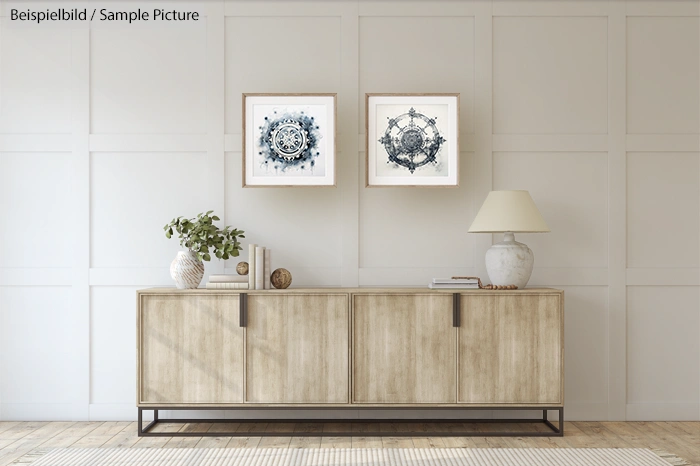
[365,93,460,187]
[243,93,337,187]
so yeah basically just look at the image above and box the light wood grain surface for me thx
[459,293,563,404]
[138,288,563,408]
[245,294,350,403]
[138,288,561,295]
[139,294,244,404]
[352,294,457,403]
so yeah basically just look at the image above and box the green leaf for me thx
[212,216,220,221]
[203,253,211,261]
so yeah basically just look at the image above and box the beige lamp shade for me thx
[469,190,550,233]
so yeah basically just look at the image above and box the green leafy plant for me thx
[164,211,245,262]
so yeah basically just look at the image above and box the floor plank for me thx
[130,423,181,448]
[351,436,383,448]
[225,436,262,448]
[289,435,322,449]
[101,422,140,449]
[71,422,130,448]
[0,420,697,466]
[39,422,103,448]
[0,422,75,466]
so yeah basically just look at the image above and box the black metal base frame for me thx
[138,406,563,437]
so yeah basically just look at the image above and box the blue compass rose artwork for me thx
[379,107,445,174]
[258,111,321,172]
[366,94,459,187]
[243,94,336,187]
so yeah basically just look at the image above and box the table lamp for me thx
[468,190,550,289]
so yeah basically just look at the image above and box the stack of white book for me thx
[428,278,480,289]
[205,274,249,289]
[248,244,272,290]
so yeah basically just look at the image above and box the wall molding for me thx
[492,134,608,152]
[626,402,700,421]
[89,134,207,152]
[607,0,628,421]
[627,268,700,286]
[0,135,71,152]
[1,0,699,422]
[0,269,73,286]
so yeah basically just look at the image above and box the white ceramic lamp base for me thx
[485,232,534,289]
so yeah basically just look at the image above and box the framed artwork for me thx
[243,93,336,187]
[366,93,460,187]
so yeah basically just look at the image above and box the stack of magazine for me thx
[428,277,480,289]
[205,274,248,289]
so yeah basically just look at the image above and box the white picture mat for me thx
[367,95,459,186]
[244,95,335,186]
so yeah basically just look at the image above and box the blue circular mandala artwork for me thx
[258,111,321,172]
[379,107,445,174]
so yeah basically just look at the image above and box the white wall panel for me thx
[560,286,609,419]
[90,152,211,268]
[627,286,700,407]
[0,153,73,268]
[627,17,700,134]
[0,287,75,404]
[358,16,475,133]
[90,24,207,134]
[493,16,608,134]
[493,152,609,268]
[0,0,698,422]
[224,152,342,273]
[0,28,72,134]
[224,16,341,134]
[359,152,475,269]
[90,287,138,405]
[627,152,700,268]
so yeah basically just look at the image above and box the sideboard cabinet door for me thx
[352,294,457,404]
[458,293,563,404]
[138,294,244,404]
[245,294,350,403]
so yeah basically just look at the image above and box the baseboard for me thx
[626,402,700,421]
[89,403,143,421]
[564,402,609,421]
[0,403,77,421]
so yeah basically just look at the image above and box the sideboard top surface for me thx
[138,287,563,295]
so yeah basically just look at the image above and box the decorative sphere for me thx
[270,268,292,289]
[236,262,249,275]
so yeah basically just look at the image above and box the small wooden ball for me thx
[270,268,292,289]
[236,262,249,275]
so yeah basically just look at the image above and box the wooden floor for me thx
[0,421,696,465]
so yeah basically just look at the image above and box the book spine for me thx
[209,276,248,283]
[255,246,265,290]
[264,249,271,290]
[206,283,249,289]
[248,244,256,290]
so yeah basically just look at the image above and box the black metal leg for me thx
[136,407,565,438]
[138,408,159,437]
[542,408,564,437]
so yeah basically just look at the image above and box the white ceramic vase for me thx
[484,232,535,289]
[170,250,204,289]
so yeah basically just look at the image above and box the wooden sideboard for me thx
[136,288,564,437]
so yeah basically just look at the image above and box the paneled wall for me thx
[0,0,698,422]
